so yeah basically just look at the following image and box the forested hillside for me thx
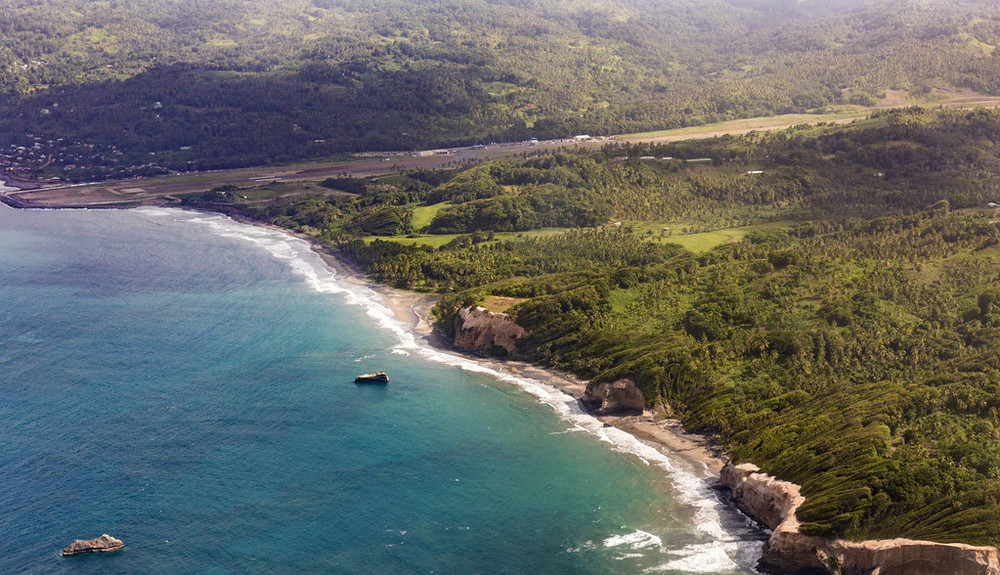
[2,0,1000,173]
[183,108,1000,545]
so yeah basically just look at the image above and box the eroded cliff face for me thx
[721,463,803,532]
[582,378,645,415]
[452,306,527,357]
[720,463,1000,575]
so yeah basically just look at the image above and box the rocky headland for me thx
[721,463,1000,575]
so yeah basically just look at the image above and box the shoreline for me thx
[0,175,45,191]
[296,227,730,475]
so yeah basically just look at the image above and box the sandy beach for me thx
[301,234,730,475]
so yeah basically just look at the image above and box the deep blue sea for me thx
[0,198,765,575]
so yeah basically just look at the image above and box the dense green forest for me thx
[2,0,1000,174]
[185,108,1000,546]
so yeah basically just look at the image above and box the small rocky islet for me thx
[354,371,389,383]
[61,534,124,556]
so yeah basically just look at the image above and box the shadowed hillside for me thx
[1,0,999,172]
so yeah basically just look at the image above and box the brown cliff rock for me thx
[582,378,645,415]
[720,462,803,531]
[720,463,1000,575]
[452,306,527,357]
[61,534,124,556]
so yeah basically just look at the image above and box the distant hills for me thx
[1,0,998,174]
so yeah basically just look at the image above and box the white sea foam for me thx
[165,209,762,572]
[650,541,754,573]
[133,207,177,218]
[604,529,663,550]
[616,553,645,560]
[566,540,598,553]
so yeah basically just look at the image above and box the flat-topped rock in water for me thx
[62,534,124,556]
[355,371,389,383]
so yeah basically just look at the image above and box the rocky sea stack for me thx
[61,534,124,556]
[452,306,527,358]
[582,378,645,415]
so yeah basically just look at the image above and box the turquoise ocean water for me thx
[0,199,765,575]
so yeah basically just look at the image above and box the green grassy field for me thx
[660,221,795,252]
[366,227,573,248]
[368,220,797,252]
[618,109,868,140]
[619,219,796,252]
[411,202,451,231]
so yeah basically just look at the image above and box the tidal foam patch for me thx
[604,530,663,550]
[649,542,739,573]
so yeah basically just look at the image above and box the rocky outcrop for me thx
[822,539,1000,575]
[582,378,645,415]
[452,306,527,357]
[720,463,1000,575]
[721,463,803,532]
[62,534,124,556]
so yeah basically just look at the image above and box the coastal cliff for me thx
[582,378,645,415]
[721,463,1000,575]
[452,306,528,357]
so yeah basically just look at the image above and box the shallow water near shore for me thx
[0,204,765,574]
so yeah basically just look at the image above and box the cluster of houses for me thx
[0,135,78,183]
[1,135,172,184]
